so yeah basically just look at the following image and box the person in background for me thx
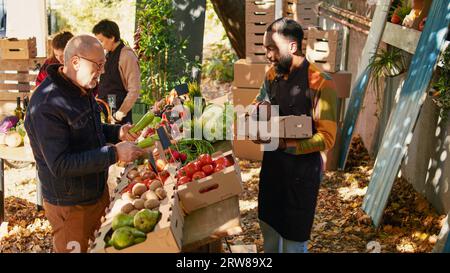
[35,31,74,86]
[92,19,141,124]
[252,18,338,253]
[25,35,144,253]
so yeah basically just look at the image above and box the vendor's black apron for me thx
[98,41,132,124]
[258,60,322,242]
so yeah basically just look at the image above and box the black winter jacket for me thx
[25,64,121,206]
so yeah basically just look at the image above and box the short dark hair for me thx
[92,19,121,42]
[51,31,74,50]
[266,18,304,53]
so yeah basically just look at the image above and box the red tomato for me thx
[177,176,191,186]
[214,164,226,173]
[183,162,196,177]
[198,154,213,166]
[192,171,206,181]
[202,164,214,176]
[193,160,203,170]
[185,162,199,176]
[177,168,189,178]
[214,157,232,168]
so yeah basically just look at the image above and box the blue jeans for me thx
[259,220,308,253]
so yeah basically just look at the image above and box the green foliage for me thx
[202,41,237,83]
[396,5,412,21]
[388,0,411,21]
[136,0,198,105]
[49,0,135,44]
[432,46,450,120]
[388,0,402,21]
[202,0,236,83]
[369,48,406,80]
[368,48,407,111]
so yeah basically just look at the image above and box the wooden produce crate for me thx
[0,38,37,60]
[306,28,343,72]
[245,0,275,63]
[283,1,319,28]
[246,0,276,23]
[0,58,44,119]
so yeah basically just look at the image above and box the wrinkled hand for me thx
[119,123,140,142]
[115,141,145,162]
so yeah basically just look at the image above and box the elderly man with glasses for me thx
[24,35,144,253]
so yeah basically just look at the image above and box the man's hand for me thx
[114,111,126,122]
[251,137,287,150]
[119,123,140,142]
[115,141,144,162]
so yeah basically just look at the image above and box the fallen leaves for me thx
[0,136,445,253]
[0,197,53,253]
[224,136,445,253]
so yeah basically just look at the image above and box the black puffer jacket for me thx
[25,64,121,206]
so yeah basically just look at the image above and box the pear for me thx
[109,226,146,250]
[133,209,161,233]
[111,213,134,231]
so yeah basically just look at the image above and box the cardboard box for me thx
[232,139,263,161]
[238,114,313,139]
[0,38,37,60]
[232,86,263,160]
[90,183,184,253]
[233,60,271,89]
[176,151,243,214]
[330,71,352,98]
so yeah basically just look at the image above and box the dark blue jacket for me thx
[25,64,121,206]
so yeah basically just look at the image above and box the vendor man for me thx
[252,18,338,253]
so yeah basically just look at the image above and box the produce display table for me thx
[0,145,37,223]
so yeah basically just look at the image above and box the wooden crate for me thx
[0,38,37,60]
[283,1,319,28]
[306,29,343,72]
[245,1,275,64]
[246,22,270,63]
[246,0,275,23]
[0,58,45,118]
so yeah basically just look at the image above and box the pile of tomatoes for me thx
[176,154,233,186]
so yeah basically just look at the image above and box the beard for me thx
[274,54,293,76]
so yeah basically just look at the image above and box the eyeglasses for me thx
[77,55,105,71]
